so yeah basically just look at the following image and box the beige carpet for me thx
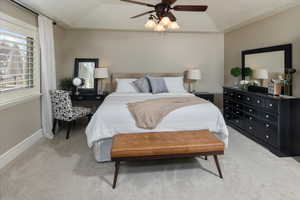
[1,125,300,200]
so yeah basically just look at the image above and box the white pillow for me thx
[116,79,139,93]
[163,77,187,93]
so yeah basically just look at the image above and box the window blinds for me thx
[0,30,36,92]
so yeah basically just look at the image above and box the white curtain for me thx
[38,15,56,139]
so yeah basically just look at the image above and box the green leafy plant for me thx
[244,67,253,77]
[230,67,242,77]
[59,77,73,91]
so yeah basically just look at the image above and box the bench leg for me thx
[213,155,223,179]
[204,156,208,160]
[112,161,120,189]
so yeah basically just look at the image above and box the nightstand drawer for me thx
[264,99,279,113]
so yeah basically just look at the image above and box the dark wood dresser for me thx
[223,87,300,157]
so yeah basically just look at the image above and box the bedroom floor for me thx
[1,125,300,200]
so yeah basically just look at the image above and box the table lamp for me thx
[187,69,201,93]
[94,68,108,95]
[253,69,268,87]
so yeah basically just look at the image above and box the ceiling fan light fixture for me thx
[154,23,166,32]
[168,21,180,30]
[160,16,171,26]
[145,18,156,29]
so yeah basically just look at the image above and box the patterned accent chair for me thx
[50,90,92,139]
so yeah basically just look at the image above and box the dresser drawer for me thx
[255,122,278,147]
[244,105,258,115]
[259,112,277,123]
[253,96,264,107]
[235,93,243,101]
[232,114,243,127]
[264,98,279,113]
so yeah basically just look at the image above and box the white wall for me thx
[55,29,224,93]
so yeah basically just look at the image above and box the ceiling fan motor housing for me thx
[155,3,172,20]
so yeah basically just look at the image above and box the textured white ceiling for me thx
[20,0,300,32]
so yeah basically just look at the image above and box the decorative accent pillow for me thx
[116,79,139,93]
[146,75,168,94]
[133,77,151,93]
[164,77,187,93]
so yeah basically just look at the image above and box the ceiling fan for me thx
[120,0,208,31]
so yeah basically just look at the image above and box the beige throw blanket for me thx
[128,97,208,129]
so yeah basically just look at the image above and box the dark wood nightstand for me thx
[194,92,214,103]
[71,92,109,114]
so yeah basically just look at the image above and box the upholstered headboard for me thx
[111,73,185,92]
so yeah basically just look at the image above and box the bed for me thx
[85,73,228,162]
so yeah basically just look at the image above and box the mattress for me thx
[86,92,229,162]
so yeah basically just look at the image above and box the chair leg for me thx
[204,156,208,160]
[52,119,57,135]
[66,121,72,140]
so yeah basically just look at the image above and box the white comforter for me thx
[86,92,229,148]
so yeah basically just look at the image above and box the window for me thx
[0,30,34,92]
[0,12,40,107]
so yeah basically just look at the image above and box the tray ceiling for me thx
[19,0,300,32]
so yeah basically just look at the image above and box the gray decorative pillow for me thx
[133,77,151,93]
[146,75,168,94]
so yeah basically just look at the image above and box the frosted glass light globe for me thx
[72,77,82,87]
[168,21,180,30]
[160,17,171,26]
[154,24,166,32]
[145,19,156,29]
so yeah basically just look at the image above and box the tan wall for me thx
[0,0,41,155]
[225,5,300,97]
[55,29,225,93]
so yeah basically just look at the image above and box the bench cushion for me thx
[111,130,224,159]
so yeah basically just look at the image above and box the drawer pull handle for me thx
[266,124,270,128]
[249,126,253,130]
[238,95,241,98]
[236,120,239,123]
[247,97,250,101]
[265,114,269,119]
[236,111,239,114]
[269,104,273,107]
[266,135,269,139]
[257,100,261,104]
[249,117,253,120]
[249,109,253,112]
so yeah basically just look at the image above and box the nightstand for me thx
[194,92,214,103]
[71,92,109,114]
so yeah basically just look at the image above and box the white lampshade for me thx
[253,69,268,80]
[187,69,202,80]
[94,68,108,79]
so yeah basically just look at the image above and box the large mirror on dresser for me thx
[242,44,293,95]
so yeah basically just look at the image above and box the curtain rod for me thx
[9,0,57,25]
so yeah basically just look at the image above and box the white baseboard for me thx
[0,129,43,170]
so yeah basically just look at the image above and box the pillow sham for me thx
[163,76,186,93]
[146,75,168,94]
[116,78,139,93]
[133,77,151,93]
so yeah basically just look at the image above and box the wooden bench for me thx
[111,130,225,189]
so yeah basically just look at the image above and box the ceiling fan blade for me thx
[166,12,176,21]
[173,5,208,12]
[131,10,155,19]
[120,0,155,7]
[162,0,177,5]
